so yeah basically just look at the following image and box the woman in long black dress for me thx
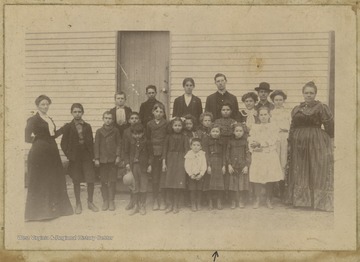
[25,95,73,221]
[285,82,334,211]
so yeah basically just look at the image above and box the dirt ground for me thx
[21,182,334,251]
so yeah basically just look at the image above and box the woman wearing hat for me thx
[25,95,73,221]
[285,82,334,211]
[254,82,275,111]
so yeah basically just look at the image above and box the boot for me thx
[159,191,167,210]
[75,202,82,214]
[173,192,179,214]
[208,198,213,210]
[190,191,197,212]
[253,196,260,209]
[217,198,222,210]
[139,193,147,215]
[101,184,109,211]
[165,192,174,214]
[231,200,236,209]
[88,201,99,212]
[196,192,202,211]
[266,198,273,209]
[108,183,116,211]
[125,193,135,210]
[129,194,139,216]
[152,196,160,211]
[239,192,245,209]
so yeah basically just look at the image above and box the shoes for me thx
[208,199,213,210]
[129,205,139,216]
[217,198,222,210]
[75,202,82,214]
[165,205,173,214]
[266,199,273,209]
[139,204,146,215]
[125,199,134,210]
[152,200,160,211]
[253,197,260,209]
[102,200,109,211]
[173,205,179,214]
[239,201,245,209]
[88,201,99,212]
[109,201,115,211]
[191,203,197,212]
[230,201,236,209]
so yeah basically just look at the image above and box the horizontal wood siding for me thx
[169,32,331,115]
[25,31,117,157]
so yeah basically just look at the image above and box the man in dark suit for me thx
[172,77,203,124]
[109,91,132,137]
[205,73,240,121]
[139,85,166,127]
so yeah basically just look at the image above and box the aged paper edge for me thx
[0,0,359,261]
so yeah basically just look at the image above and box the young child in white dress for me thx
[184,138,207,212]
[248,107,283,209]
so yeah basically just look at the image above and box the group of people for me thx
[24,73,334,222]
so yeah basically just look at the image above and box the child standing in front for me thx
[94,111,121,211]
[184,138,207,212]
[124,123,153,215]
[248,107,283,209]
[146,103,168,211]
[122,111,140,211]
[61,103,99,214]
[226,123,251,208]
[202,124,226,210]
[162,117,189,213]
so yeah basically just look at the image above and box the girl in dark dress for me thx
[25,95,73,221]
[162,117,189,214]
[203,124,226,210]
[285,81,334,211]
[226,123,251,209]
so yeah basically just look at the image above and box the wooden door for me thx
[117,31,170,115]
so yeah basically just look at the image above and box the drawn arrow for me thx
[212,251,219,262]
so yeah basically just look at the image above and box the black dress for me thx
[25,113,73,221]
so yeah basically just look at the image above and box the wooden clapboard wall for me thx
[169,32,332,114]
[25,31,117,157]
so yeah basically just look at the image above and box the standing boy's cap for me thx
[123,170,135,191]
[254,82,272,92]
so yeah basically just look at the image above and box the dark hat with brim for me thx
[255,82,272,92]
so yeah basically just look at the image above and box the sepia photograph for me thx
[3,4,357,252]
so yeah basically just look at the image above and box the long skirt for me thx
[285,127,333,211]
[25,138,73,221]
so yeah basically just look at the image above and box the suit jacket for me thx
[94,125,121,163]
[123,135,153,172]
[205,91,240,121]
[60,120,94,161]
[109,106,132,136]
[172,95,203,122]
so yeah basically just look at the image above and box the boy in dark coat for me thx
[124,123,153,215]
[94,111,122,211]
[61,103,99,214]
[109,91,132,137]
[139,85,167,127]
